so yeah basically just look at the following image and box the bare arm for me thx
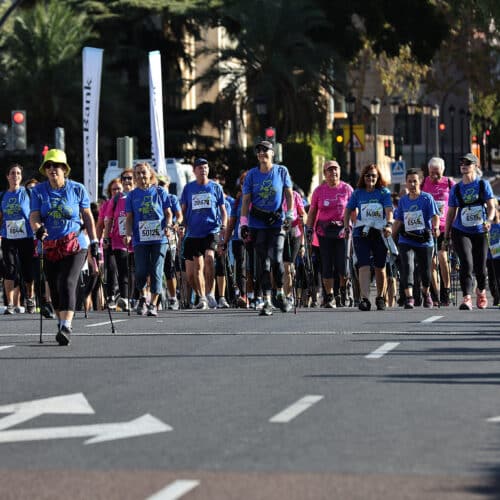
[240,193,251,218]
[445,207,458,238]
[81,207,97,241]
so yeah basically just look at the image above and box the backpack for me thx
[453,180,486,208]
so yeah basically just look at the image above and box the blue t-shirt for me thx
[0,187,33,239]
[242,164,293,229]
[448,179,494,234]
[169,194,181,222]
[346,187,392,237]
[230,197,243,241]
[396,192,440,248]
[180,180,225,238]
[488,222,500,260]
[31,180,90,248]
[125,186,172,247]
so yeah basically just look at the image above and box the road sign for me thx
[344,124,365,151]
[390,160,406,184]
[0,393,172,444]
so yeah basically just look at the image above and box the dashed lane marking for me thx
[421,316,443,323]
[145,480,200,500]
[0,345,14,351]
[269,395,324,423]
[365,342,400,359]
[85,320,128,328]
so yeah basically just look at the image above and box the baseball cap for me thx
[460,153,479,164]
[194,158,208,167]
[254,140,274,152]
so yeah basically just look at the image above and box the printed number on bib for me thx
[404,210,425,232]
[192,192,211,210]
[360,203,383,224]
[460,206,483,227]
[118,216,127,236]
[435,200,445,216]
[139,220,162,242]
[6,219,27,239]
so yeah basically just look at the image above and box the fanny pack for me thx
[401,229,431,243]
[43,231,81,262]
[318,220,344,239]
[250,205,282,226]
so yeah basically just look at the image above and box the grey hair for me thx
[428,157,445,170]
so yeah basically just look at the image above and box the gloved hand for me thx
[239,225,249,241]
[90,240,100,260]
[283,209,294,231]
[305,226,313,242]
[35,225,47,241]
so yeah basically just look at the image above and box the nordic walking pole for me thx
[39,240,44,344]
[126,247,131,317]
[94,257,115,334]
[433,236,441,307]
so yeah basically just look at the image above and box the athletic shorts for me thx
[182,234,217,260]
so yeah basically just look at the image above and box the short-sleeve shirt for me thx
[0,187,33,239]
[396,192,440,247]
[448,179,494,234]
[125,186,172,247]
[31,179,90,249]
[180,180,225,238]
[421,176,455,230]
[242,164,293,229]
[104,193,132,252]
[346,187,392,237]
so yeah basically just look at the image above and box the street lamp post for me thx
[449,105,456,175]
[407,100,417,168]
[346,93,356,185]
[432,104,440,156]
[370,97,381,165]
[459,108,465,158]
[255,96,268,136]
[390,98,400,159]
[466,111,472,149]
[422,103,431,163]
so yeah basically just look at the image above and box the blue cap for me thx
[194,158,208,167]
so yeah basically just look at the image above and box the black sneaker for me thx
[26,298,36,314]
[275,294,292,313]
[259,301,273,316]
[358,298,371,311]
[136,297,148,316]
[375,296,386,311]
[325,294,336,308]
[147,303,158,317]
[56,325,71,346]
[3,304,15,315]
[107,297,117,310]
[404,296,415,309]
[42,302,56,319]
[441,288,451,307]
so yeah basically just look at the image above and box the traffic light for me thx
[335,128,344,145]
[384,139,392,157]
[439,122,446,132]
[265,127,276,146]
[42,145,49,157]
[0,123,8,150]
[11,110,27,150]
[394,131,404,158]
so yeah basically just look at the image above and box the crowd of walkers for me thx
[0,145,499,345]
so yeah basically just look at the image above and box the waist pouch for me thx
[401,229,431,243]
[360,226,381,240]
[318,221,344,239]
[250,206,282,226]
[43,232,81,262]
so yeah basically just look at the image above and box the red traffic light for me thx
[486,129,491,136]
[42,145,49,156]
[472,135,478,143]
[439,123,446,132]
[265,127,276,139]
[12,111,25,124]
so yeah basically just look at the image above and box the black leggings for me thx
[451,228,488,295]
[251,227,285,295]
[318,236,346,279]
[113,249,135,299]
[231,240,246,293]
[1,237,34,283]
[398,243,433,290]
[44,250,87,311]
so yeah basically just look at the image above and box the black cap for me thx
[254,140,274,152]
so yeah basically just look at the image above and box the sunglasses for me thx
[460,160,473,166]
[44,163,63,170]
[121,176,133,180]
[364,174,377,179]
[255,147,270,153]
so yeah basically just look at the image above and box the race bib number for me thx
[435,200,445,216]
[6,219,27,239]
[360,203,383,224]
[491,242,500,259]
[404,210,425,232]
[460,206,483,227]
[118,216,127,236]
[192,192,211,210]
[139,220,162,242]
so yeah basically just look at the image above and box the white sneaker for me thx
[168,298,180,310]
[195,297,208,310]
[218,296,230,308]
[207,294,218,309]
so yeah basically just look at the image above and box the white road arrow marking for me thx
[0,393,94,431]
[270,395,324,423]
[421,315,443,323]
[365,342,400,359]
[0,345,14,351]
[0,413,172,445]
[146,480,200,500]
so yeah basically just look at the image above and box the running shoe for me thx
[56,325,71,346]
[476,289,488,309]
[26,298,36,314]
[106,297,117,310]
[14,306,25,314]
[404,297,415,309]
[168,298,180,310]
[259,300,273,316]
[147,303,158,317]
[207,294,218,309]
[254,298,264,310]
[423,293,433,308]
[358,298,371,311]
[325,294,336,309]
[42,302,56,319]
[459,295,473,310]
[275,293,292,313]
[218,296,230,309]
[4,304,15,315]
[237,296,248,308]
[195,297,209,310]
[440,288,451,307]
[375,296,386,311]
[116,297,130,312]
[136,297,148,316]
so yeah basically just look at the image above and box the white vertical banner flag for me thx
[82,47,104,201]
[148,50,167,176]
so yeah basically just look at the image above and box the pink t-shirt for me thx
[283,191,305,237]
[421,176,455,230]
[104,194,133,252]
[310,181,353,237]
